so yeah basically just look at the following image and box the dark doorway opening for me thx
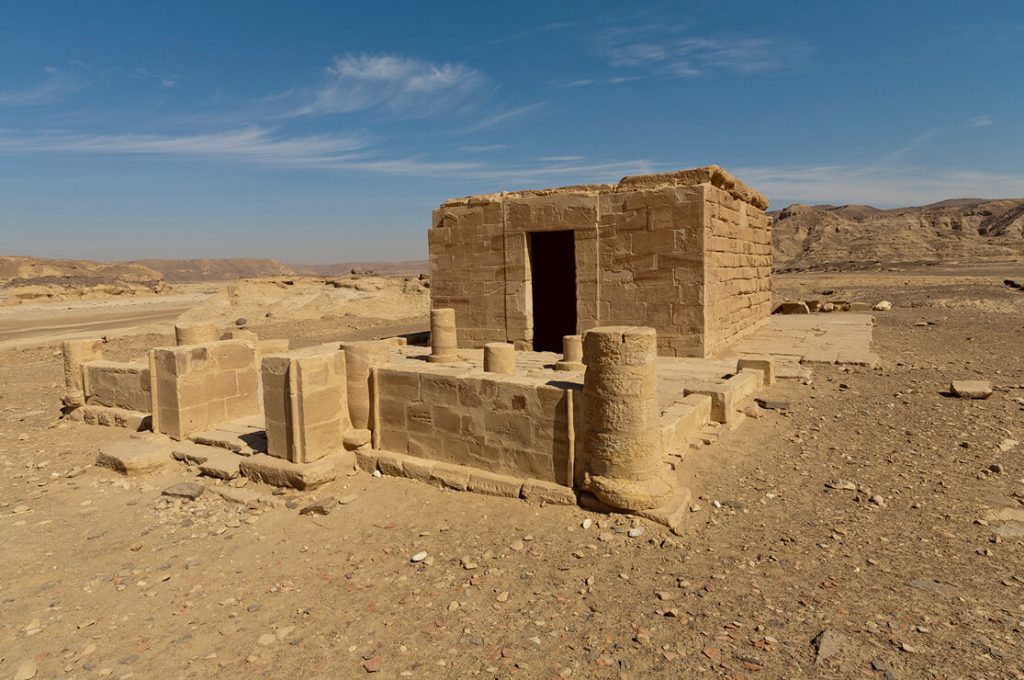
[528,230,576,352]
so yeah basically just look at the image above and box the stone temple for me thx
[66,165,880,528]
[428,165,772,357]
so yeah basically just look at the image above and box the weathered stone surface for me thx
[950,380,992,399]
[430,462,471,491]
[468,469,524,498]
[520,479,576,505]
[873,300,893,311]
[162,482,205,500]
[239,453,338,490]
[96,439,171,475]
[198,449,242,479]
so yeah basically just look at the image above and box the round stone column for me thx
[61,338,103,409]
[339,340,391,430]
[582,326,673,511]
[483,343,515,374]
[175,324,220,346]
[554,335,584,371]
[427,308,458,363]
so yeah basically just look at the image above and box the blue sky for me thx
[1,1,1022,262]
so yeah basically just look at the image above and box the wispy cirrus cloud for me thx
[289,53,486,118]
[134,67,181,89]
[735,164,1024,207]
[569,23,810,85]
[966,114,993,128]
[0,65,85,107]
[464,103,544,132]
[0,127,369,166]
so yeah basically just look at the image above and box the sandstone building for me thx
[428,165,772,357]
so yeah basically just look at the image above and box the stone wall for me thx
[701,185,773,355]
[375,365,580,486]
[83,360,151,412]
[429,166,770,357]
[149,339,261,441]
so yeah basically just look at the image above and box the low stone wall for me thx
[83,360,151,412]
[149,339,261,441]
[375,365,580,487]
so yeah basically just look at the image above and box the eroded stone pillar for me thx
[61,338,104,410]
[554,335,584,371]
[483,343,515,374]
[339,340,391,430]
[582,326,673,511]
[175,324,220,346]
[427,308,458,363]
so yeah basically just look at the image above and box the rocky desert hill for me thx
[131,258,296,282]
[772,197,1024,271]
[0,256,166,303]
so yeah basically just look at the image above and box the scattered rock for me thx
[235,317,248,326]
[161,482,204,500]
[774,301,810,315]
[813,628,847,664]
[410,551,428,563]
[13,659,37,680]
[627,527,644,538]
[299,498,334,516]
[755,398,790,411]
[825,479,857,491]
[873,300,893,311]
[362,655,381,673]
[949,380,992,399]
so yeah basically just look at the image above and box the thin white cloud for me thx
[465,103,544,132]
[734,164,1024,207]
[0,66,81,107]
[538,155,584,162]
[592,25,810,80]
[460,144,508,152]
[0,127,369,166]
[291,53,485,118]
[135,67,181,89]
[966,115,993,128]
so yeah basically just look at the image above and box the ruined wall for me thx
[83,360,151,412]
[701,185,773,355]
[375,366,579,486]
[149,339,261,440]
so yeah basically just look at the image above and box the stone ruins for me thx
[64,166,880,528]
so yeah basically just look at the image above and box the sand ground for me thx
[1,267,1023,679]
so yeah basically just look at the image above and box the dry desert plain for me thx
[1,264,1024,679]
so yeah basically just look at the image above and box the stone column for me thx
[427,308,458,363]
[582,326,673,511]
[175,324,220,346]
[339,340,391,430]
[61,338,104,410]
[483,343,515,374]
[554,335,584,371]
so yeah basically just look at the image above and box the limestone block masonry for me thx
[262,346,351,464]
[149,339,261,441]
[429,166,771,358]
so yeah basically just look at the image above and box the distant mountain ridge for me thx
[131,258,296,282]
[771,197,1024,270]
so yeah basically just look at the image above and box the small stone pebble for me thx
[410,551,428,563]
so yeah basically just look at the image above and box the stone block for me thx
[355,448,378,473]
[736,356,775,386]
[376,450,405,477]
[468,469,524,498]
[773,302,809,315]
[198,450,242,480]
[96,439,171,475]
[343,428,372,450]
[239,453,338,490]
[402,457,435,484]
[430,462,471,491]
[950,380,992,399]
[520,479,576,505]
